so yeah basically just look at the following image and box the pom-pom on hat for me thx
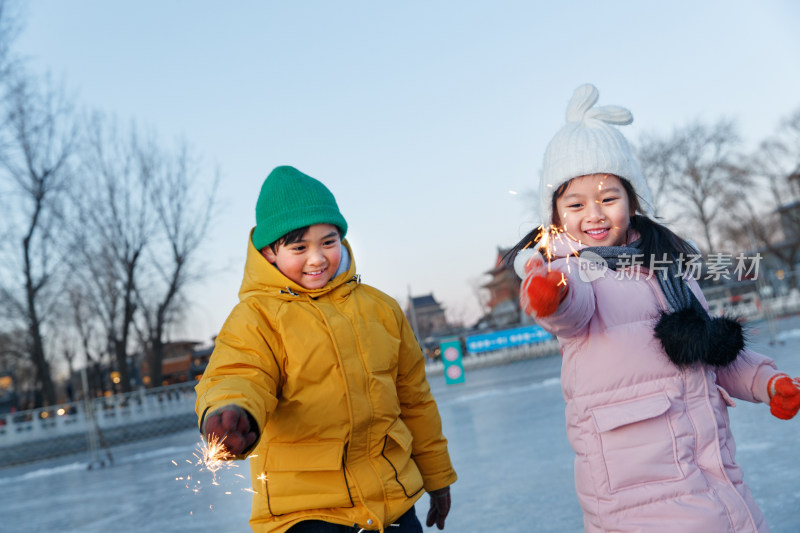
[252,165,348,250]
[539,83,654,224]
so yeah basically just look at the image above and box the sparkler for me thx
[171,433,239,500]
[171,432,262,515]
[517,224,582,275]
[514,223,587,319]
[193,432,235,486]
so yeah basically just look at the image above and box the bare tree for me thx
[136,141,218,387]
[636,132,679,221]
[636,119,749,253]
[75,114,156,393]
[0,0,22,80]
[741,107,800,287]
[0,72,77,407]
[63,277,109,397]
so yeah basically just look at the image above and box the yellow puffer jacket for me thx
[195,237,457,532]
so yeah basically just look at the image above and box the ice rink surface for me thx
[3,316,800,532]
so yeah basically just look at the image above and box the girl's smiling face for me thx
[555,174,633,247]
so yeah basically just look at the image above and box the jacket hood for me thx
[238,229,358,302]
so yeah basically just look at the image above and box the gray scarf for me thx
[579,240,699,314]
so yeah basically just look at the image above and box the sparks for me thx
[194,434,236,485]
[529,224,582,266]
[173,434,240,497]
[517,225,584,296]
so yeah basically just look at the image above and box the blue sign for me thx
[465,324,552,354]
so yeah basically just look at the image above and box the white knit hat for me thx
[539,84,653,225]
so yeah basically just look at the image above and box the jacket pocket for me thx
[381,419,423,498]
[716,385,736,407]
[263,440,353,516]
[591,393,682,493]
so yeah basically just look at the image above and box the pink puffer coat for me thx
[535,248,778,533]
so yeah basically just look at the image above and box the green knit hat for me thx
[252,166,348,250]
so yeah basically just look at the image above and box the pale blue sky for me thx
[13,1,800,339]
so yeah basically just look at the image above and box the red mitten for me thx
[203,404,259,455]
[520,269,566,318]
[768,374,800,420]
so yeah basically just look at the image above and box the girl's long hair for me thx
[504,176,696,266]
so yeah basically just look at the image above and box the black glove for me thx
[426,486,451,530]
[202,404,258,456]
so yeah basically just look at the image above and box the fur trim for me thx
[653,306,743,368]
[705,316,745,366]
[654,307,708,366]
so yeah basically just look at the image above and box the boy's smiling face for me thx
[261,223,342,290]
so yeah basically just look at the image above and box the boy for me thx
[196,166,457,533]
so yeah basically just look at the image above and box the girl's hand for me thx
[768,374,800,420]
[520,270,567,318]
[515,249,567,318]
[513,248,546,279]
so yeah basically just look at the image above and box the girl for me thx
[511,84,800,533]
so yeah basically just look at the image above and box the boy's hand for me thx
[768,374,800,420]
[426,486,451,530]
[519,254,566,318]
[203,405,258,455]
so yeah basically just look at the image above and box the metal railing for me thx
[0,338,565,467]
[0,382,198,467]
